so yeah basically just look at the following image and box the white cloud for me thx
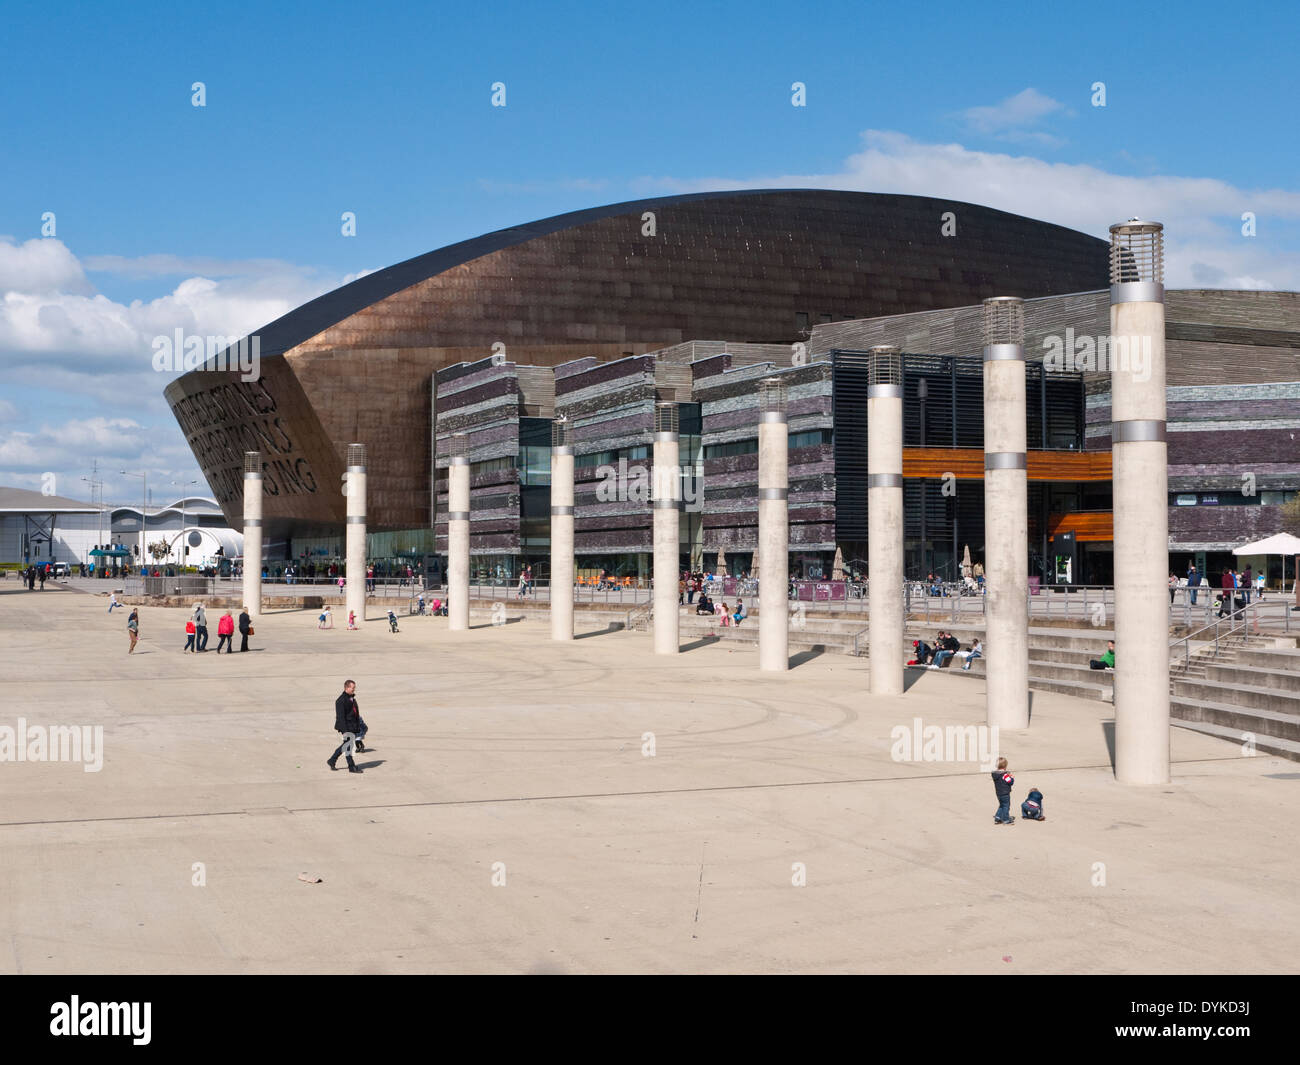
[0,237,94,296]
[0,244,374,500]
[960,88,1068,144]
[631,130,1300,289]
[0,414,208,503]
[0,248,354,377]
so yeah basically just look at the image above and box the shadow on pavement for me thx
[575,623,624,640]
[1101,719,1116,773]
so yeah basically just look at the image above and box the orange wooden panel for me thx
[902,448,1112,482]
[1045,511,1113,542]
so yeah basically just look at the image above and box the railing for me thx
[127,576,215,597]
[624,601,653,631]
[1169,610,1254,673]
[851,626,870,657]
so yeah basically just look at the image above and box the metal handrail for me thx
[1169,609,1253,672]
[624,601,653,631]
[851,626,870,657]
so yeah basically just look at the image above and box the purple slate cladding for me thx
[433,357,528,554]
[1170,504,1288,551]
[556,355,664,556]
[555,355,656,394]
[1168,428,1300,467]
[694,356,836,552]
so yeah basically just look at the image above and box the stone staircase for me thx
[618,600,1300,762]
[906,622,1117,703]
[1168,641,1300,761]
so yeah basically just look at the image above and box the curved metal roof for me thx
[218,189,1106,361]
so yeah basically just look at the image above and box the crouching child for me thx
[1021,787,1045,821]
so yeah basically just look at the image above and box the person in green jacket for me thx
[1089,639,1115,670]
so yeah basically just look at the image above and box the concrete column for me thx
[242,451,263,617]
[1110,220,1170,785]
[551,423,575,641]
[652,403,680,655]
[983,298,1029,730]
[448,435,470,632]
[345,443,367,627]
[758,379,789,672]
[868,347,904,695]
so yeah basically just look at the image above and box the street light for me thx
[81,474,104,565]
[120,470,147,570]
[171,479,197,568]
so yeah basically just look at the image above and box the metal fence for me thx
[127,576,215,597]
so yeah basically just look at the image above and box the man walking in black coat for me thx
[328,679,365,773]
[238,607,251,652]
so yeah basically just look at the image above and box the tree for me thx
[148,540,171,563]
[1281,496,1300,536]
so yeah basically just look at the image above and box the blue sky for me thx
[2,0,1298,504]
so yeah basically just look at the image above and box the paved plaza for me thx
[2,584,1297,974]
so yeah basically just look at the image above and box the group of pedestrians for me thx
[1178,563,1265,608]
[691,592,746,626]
[516,564,534,598]
[908,632,982,671]
[182,604,252,653]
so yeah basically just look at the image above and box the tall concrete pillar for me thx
[551,419,574,641]
[345,443,367,627]
[448,433,470,632]
[758,378,789,672]
[242,451,262,617]
[1110,220,1170,785]
[652,402,680,655]
[983,298,1029,730]
[868,347,905,695]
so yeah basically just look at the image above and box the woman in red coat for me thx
[216,609,236,654]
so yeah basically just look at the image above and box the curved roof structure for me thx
[166,188,1111,538]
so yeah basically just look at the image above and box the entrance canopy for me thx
[1233,533,1300,556]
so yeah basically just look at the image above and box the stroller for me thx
[387,609,400,633]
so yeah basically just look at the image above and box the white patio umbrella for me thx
[831,545,845,580]
[716,551,728,577]
[1233,532,1300,605]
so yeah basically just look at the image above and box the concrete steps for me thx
[1170,641,1300,761]
[1170,702,1300,760]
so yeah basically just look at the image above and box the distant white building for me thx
[0,486,241,567]
[0,486,102,566]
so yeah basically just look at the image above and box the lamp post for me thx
[171,479,197,569]
[81,475,104,566]
[120,469,147,568]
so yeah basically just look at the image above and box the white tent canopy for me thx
[1233,533,1300,556]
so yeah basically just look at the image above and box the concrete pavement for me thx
[1,583,1297,973]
